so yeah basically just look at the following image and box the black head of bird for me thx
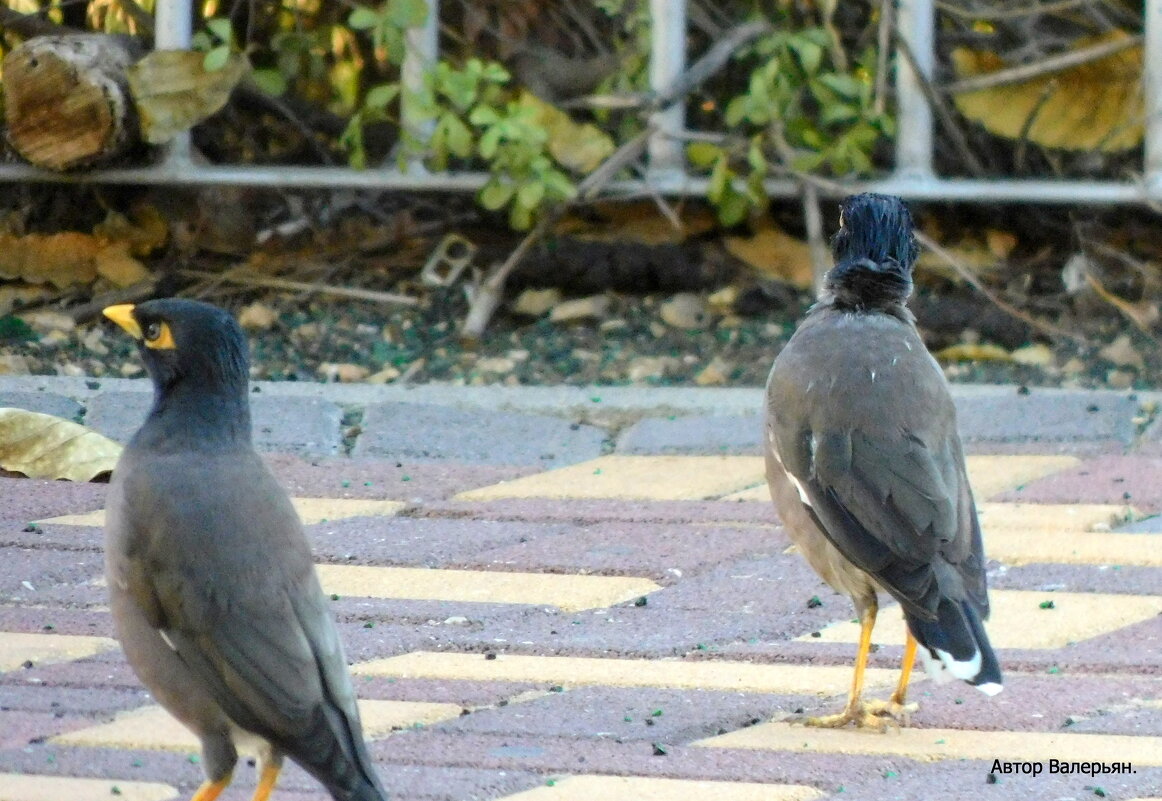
[103,298,251,446]
[825,193,919,312]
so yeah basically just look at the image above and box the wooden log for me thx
[3,35,143,170]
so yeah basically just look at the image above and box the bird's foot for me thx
[803,697,917,731]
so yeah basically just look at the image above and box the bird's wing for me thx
[772,420,980,618]
[117,454,368,761]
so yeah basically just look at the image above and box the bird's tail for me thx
[906,598,1002,696]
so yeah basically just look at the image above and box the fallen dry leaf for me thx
[1010,343,1055,367]
[0,408,122,481]
[951,30,1143,152]
[518,90,615,174]
[935,343,1013,363]
[128,50,248,144]
[725,221,813,289]
[1099,333,1145,370]
[556,201,717,246]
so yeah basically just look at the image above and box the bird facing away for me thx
[102,299,387,801]
[764,193,1002,729]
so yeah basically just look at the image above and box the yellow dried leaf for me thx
[935,343,1012,363]
[724,222,813,289]
[517,90,615,174]
[93,205,169,257]
[0,408,122,482]
[986,230,1018,259]
[95,242,151,288]
[556,201,716,245]
[0,232,101,287]
[128,50,248,144]
[950,31,1143,152]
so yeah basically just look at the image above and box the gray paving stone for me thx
[616,413,762,455]
[352,401,607,465]
[0,391,84,422]
[84,391,343,455]
[953,387,1139,453]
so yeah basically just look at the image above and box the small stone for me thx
[318,362,370,383]
[659,292,709,329]
[19,311,75,333]
[694,357,732,386]
[476,356,515,374]
[81,327,109,356]
[366,367,401,384]
[648,321,667,338]
[38,330,70,348]
[1010,343,1054,367]
[56,362,86,377]
[707,285,738,313]
[627,356,679,383]
[507,349,530,362]
[443,616,470,626]
[1061,357,1086,376]
[512,288,562,317]
[1099,334,1144,370]
[238,302,279,331]
[549,295,609,324]
[1106,369,1134,390]
[292,323,321,342]
[119,362,144,377]
[599,318,627,333]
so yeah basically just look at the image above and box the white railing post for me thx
[399,0,440,172]
[1144,0,1162,198]
[894,0,935,177]
[153,0,194,168]
[647,0,687,180]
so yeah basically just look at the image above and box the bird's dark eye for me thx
[144,322,162,341]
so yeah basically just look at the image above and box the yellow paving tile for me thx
[964,455,1081,498]
[52,699,461,752]
[0,632,118,673]
[38,497,405,527]
[315,565,659,612]
[697,720,1162,766]
[353,651,902,697]
[720,455,1082,502]
[500,775,822,801]
[797,590,1162,649]
[978,502,1136,531]
[0,774,177,801]
[455,455,765,501]
[984,528,1162,567]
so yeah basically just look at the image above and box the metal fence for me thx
[0,0,1156,205]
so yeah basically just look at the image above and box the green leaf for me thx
[441,114,473,158]
[541,170,576,199]
[387,0,429,28]
[708,156,730,203]
[250,68,288,96]
[686,141,723,169]
[509,200,534,230]
[341,115,367,169]
[820,103,859,126]
[478,179,515,210]
[517,180,546,210]
[348,6,381,30]
[481,62,511,83]
[817,72,864,100]
[365,82,401,110]
[789,37,823,76]
[205,17,234,45]
[203,46,230,72]
[716,189,750,227]
[478,126,503,159]
[468,104,500,126]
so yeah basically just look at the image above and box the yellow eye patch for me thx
[143,320,176,350]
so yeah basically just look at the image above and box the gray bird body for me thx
[103,299,386,801]
[764,194,1000,703]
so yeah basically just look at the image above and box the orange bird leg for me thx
[191,774,232,801]
[251,761,282,801]
[806,601,876,728]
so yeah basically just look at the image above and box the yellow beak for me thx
[103,304,142,339]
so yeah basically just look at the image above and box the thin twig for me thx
[67,277,161,322]
[915,231,1087,343]
[934,0,1091,20]
[894,31,986,176]
[180,269,419,306]
[941,34,1141,95]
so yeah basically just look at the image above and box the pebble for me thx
[81,328,109,356]
[694,357,733,386]
[549,295,609,324]
[627,356,679,382]
[659,293,709,329]
[512,288,562,317]
[119,362,144,377]
[238,302,279,331]
[366,367,401,384]
[476,357,515,373]
[20,311,75,333]
[1098,334,1144,370]
[38,330,71,348]
[1106,369,1134,390]
[318,362,370,382]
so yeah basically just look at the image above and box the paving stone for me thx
[502,775,822,801]
[39,497,406,529]
[0,391,84,422]
[954,388,1140,453]
[0,773,177,801]
[84,392,343,455]
[994,455,1162,512]
[616,414,762,456]
[0,632,117,673]
[352,403,607,467]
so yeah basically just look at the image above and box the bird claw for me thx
[801,697,917,731]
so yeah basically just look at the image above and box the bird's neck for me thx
[137,381,253,451]
[816,290,916,324]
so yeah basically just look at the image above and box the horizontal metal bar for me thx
[0,161,1149,205]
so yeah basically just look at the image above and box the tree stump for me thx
[3,35,142,170]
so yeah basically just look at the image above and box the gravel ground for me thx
[0,283,1154,390]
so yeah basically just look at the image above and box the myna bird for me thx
[764,193,1002,729]
[102,299,387,801]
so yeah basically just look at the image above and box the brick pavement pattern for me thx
[1,379,1161,801]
